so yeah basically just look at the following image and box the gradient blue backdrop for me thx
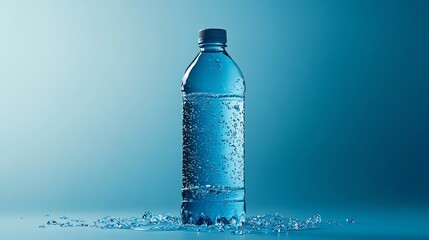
[1,0,428,217]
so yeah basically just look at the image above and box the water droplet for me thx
[47,220,58,225]
[346,218,355,224]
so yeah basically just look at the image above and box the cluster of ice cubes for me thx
[39,211,326,234]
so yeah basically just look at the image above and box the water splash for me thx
[39,212,323,234]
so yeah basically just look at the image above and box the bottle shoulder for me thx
[181,51,245,95]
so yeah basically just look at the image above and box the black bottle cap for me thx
[198,28,227,45]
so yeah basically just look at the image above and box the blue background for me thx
[0,0,428,238]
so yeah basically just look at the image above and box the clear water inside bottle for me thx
[182,93,245,224]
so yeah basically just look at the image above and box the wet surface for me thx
[2,206,428,239]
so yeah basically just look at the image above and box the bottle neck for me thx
[199,43,226,52]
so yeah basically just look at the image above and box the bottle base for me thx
[181,200,246,225]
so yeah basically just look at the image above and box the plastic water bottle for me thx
[181,29,246,225]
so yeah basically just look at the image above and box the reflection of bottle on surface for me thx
[181,29,246,225]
